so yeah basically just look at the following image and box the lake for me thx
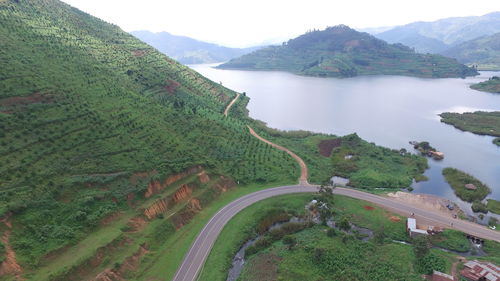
[191,64,500,214]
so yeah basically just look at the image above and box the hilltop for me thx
[130,30,260,64]
[0,0,299,276]
[440,33,500,70]
[0,1,429,280]
[218,25,478,78]
[374,12,500,54]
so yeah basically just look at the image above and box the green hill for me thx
[0,0,299,272]
[441,33,500,70]
[130,30,260,64]
[218,25,478,78]
[470,76,500,93]
[0,1,429,279]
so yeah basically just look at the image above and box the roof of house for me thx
[462,260,500,281]
[432,270,454,281]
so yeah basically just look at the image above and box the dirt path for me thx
[224,93,240,117]
[247,126,309,185]
[0,218,23,280]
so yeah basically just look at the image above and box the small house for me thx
[461,260,500,281]
[407,218,428,238]
[465,184,477,190]
[431,270,454,281]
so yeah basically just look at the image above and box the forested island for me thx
[470,76,500,93]
[218,25,478,78]
[439,111,500,146]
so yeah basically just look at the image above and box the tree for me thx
[338,216,351,231]
[373,226,386,244]
[412,235,430,258]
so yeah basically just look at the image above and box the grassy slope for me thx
[252,124,428,188]
[442,168,491,202]
[470,77,500,93]
[440,111,500,146]
[442,33,500,70]
[219,25,478,78]
[0,0,299,271]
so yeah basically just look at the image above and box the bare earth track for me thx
[223,93,240,117]
[172,101,500,281]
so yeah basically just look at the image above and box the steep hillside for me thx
[130,30,260,64]
[0,0,299,273]
[218,25,478,78]
[440,33,500,70]
[376,12,500,53]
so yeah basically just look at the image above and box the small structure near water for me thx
[465,183,477,190]
[409,141,444,160]
[331,176,349,187]
[406,218,428,238]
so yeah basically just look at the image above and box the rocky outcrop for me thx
[172,184,193,202]
[144,166,202,198]
[92,244,148,281]
[143,184,194,220]
[213,176,236,192]
[198,170,210,184]
[143,199,169,220]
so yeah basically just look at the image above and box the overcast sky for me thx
[62,0,499,47]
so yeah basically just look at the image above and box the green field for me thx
[219,25,478,78]
[470,76,500,93]
[200,193,499,281]
[442,168,491,202]
[252,124,428,188]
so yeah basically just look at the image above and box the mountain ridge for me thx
[130,30,260,64]
[218,25,478,78]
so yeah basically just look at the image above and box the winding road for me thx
[172,100,500,281]
[223,93,240,117]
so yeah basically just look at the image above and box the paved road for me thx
[172,184,500,281]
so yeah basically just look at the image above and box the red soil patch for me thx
[0,216,23,279]
[389,216,401,222]
[363,205,375,211]
[0,92,52,108]
[132,49,146,57]
[318,139,342,157]
[100,212,123,226]
[164,80,180,94]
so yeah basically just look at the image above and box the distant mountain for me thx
[218,25,478,78]
[130,30,260,64]
[375,12,500,53]
[441,32,500,70]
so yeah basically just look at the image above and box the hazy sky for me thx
[62,0,499,47]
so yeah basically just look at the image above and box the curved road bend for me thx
[172,185,500,281]
[223,93,240,117]
[248,126,309,185]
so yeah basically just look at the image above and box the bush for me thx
[415,253,446,274]
[326,228,337,237]
[471,201,488,214]
[337,217,351,231]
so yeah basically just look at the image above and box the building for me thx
[407,218,428,238]
[461,260,500,281]
[431,270,454,281]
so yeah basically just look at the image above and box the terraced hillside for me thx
[218,25,478,78]
[0,0,299,277]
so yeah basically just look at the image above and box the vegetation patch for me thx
[440,111,500,144]
[429,229,470,253]
[253,124,428,188]
[486,199,500,215]
[470,76,500,93]
[442,168,491,202]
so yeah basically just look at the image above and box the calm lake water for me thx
[191,64,500,211]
